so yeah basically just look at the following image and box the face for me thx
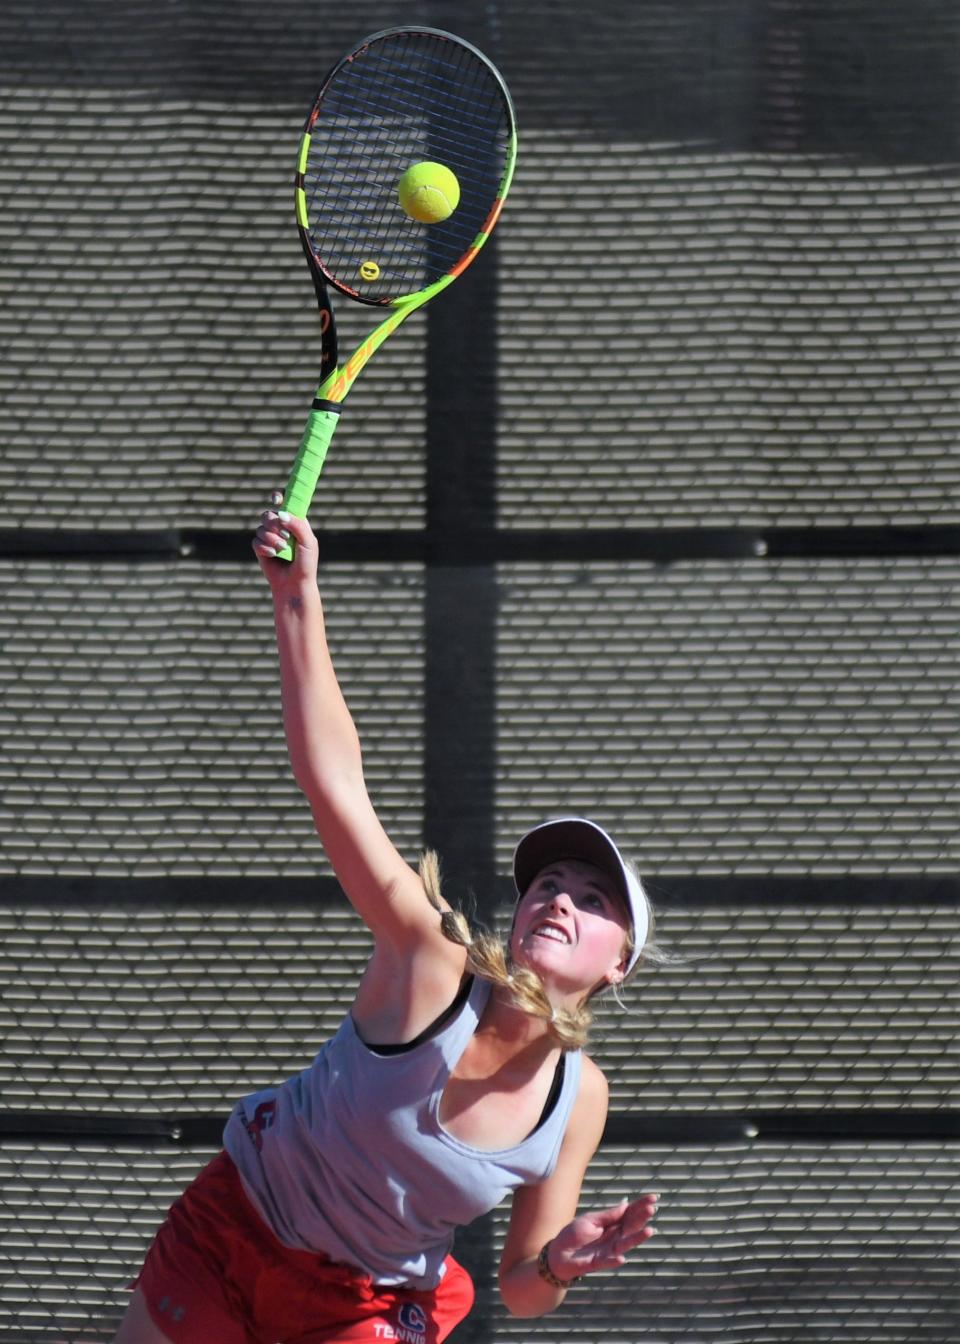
[510,859,631,1006]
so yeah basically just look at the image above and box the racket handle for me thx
[273,403,341,562]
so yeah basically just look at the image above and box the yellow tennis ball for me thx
[397,161,460,224]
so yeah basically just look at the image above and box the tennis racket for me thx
[274,26,517,561]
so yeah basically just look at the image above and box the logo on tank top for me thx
[373,1302,427,1340]
[243,1098,277,1151]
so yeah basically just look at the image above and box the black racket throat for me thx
[304,253,339,374]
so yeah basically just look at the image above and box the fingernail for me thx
[279,528,291,540]
[277,511,292,523]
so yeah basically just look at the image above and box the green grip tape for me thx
[273,405,341,562]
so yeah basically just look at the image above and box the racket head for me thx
[296,27,517,306]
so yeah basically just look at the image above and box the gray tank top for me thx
[223,976,582,1288]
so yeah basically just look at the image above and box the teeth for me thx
[535,926,568,944]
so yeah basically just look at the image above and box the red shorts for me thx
[131,1150,475,1344]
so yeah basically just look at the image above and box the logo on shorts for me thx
[373,1303,427,1341]
[399,1304,427,1336]
[157,1295,187,1324]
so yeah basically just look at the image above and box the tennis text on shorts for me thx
[373,1302,428,1341]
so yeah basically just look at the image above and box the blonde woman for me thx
[112,506,658,1344]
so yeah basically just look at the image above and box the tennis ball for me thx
[397,161,460,224]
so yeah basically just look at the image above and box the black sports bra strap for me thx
[365,975,475,1056]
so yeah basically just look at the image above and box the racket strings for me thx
[309,57,504,215]
[303,32,513,300]
[324,43,506,176]
[354,54,506,142]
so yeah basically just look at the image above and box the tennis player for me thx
[110,505,659,1344]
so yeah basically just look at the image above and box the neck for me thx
[482,983,558,1050]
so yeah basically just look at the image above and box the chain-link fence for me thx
[1,1,957,1339]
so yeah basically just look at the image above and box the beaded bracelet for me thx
[537,1240,580,1289]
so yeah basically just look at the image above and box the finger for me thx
[586,1200,630,1230]
[269,489,284,507]
[624,1192,658,1210]
[254,533,288,557]
[273,510,318,551]
[607,1212,647,1239]
[613,1224,658,1255]
[587,1221,649,1259]
[253,538,287,562]
[254,514,290,546]
[586,1252,629,1275]
[583,1226,657,1275]
[252,507,318,563]
[577,1202,656,1259]
[617,1194,659,1229]
[597,1243,646,1271]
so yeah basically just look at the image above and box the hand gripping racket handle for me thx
[273,402,341,562]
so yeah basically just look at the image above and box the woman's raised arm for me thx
[253,505,451,950]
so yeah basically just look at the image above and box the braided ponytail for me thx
[418,850,593,1051]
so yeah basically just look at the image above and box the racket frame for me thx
[274,27,517,556]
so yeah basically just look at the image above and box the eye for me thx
[582,892,605,910]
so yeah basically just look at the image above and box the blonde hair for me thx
[419,849,649,1052]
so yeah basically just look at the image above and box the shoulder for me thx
[579,1052,609,1103]
[564,1052,609,1154]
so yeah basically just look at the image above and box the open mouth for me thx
[532,922,571,945]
